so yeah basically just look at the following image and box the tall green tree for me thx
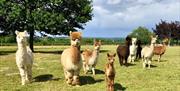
[0,0,93,51]
[129,26,153,44]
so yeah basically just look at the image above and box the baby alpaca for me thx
[129,38,137,63]
[105,53,116,91]
[61,31,82,86]
[81,39,101,75]
[15,31,33,85]
[141,35,157,69]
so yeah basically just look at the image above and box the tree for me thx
[129,26,153,44]
[153,20,180,45]
[0,0,93,51]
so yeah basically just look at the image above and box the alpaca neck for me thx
[92,49,99,57]
[17,43,27,51]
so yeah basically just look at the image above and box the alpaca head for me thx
[125,36,132,46]
[15,31,28,46]
[107,53,116,64]
[94,39,101,50]
[69,31,82,47]
[131,38,137,45]
[151,35,158,45]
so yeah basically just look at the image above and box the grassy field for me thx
[0,45,180,91]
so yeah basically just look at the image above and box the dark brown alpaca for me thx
[116,36,131,66]
[105,53,116,91]
[136,40,142,59]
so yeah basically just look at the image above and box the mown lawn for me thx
[0,45,180,91]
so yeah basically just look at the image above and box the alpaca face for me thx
[151,36,157,45]
[107,53,116,64]
[94,40,101,50]
[132,38,137,45]
[69,31,82,47]
[15,31,28,45]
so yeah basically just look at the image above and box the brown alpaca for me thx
[116,36,131,66]
[153,38,169,62]
[105,53,116,91]
[81,39,101,75]
[61,31,82,86]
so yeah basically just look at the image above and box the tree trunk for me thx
[29,29,34,52]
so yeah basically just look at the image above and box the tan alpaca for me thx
[15,31,33,85]
[81,39,101,75]
[105,53,116,91]
[141,35,157,69]
[61,31,82,86]
[153,38,169,62]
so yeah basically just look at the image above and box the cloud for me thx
[107,0,122,5]
[83,0,180,37]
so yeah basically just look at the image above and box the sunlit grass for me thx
[0,45,180,91]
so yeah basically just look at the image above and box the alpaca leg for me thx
[26,65,32,83]
[158,55,161,62]
[83,62,87,74]
[72,70,80,86]
[142,58,146,68]
[128,56,131,63]
[18,66,26,85]
[66,71,73,85]
[125,57,128,66]
[132,55,135,64]
[148,59,151,69]
[92,67,95,75]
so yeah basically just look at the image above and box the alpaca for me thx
[117,36,131,66]
[136,40,142,59]
[141,35,157,69]
[61,31,82,86]
[15,31,33,85]
[105,53,116,91]
[81,39,101,75]
[129,38,137,63]
[153,38,169,62]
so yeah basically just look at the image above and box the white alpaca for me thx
[129,38,137,63]
[61,31,82,86]
[15,31,33,85]
[81,39,101,75]
[141,35,157,69]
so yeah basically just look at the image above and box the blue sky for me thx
[80,0,180,38]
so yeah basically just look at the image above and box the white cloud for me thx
[107,0,122,5]
[84,0,180,37]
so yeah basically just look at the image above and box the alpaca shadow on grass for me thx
[153,59,168,62]
[114,83,126,91]
[95,69,105,74]
[80,76,104,85]
[33,74,60,82]
[34,51,63,54]
[0,50,16,55]
[144,64,157,68]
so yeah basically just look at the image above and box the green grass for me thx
[0,45,180,91]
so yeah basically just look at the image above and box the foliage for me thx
[153,20,180,45]
[0,0,93,51]
[129,26,153,44]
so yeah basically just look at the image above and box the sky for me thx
[80,0,180,38]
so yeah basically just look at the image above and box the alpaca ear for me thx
[15,30,19,35]
[113,53,116,57]
[24,31,28,36]
[107,53,110,57]
[69,31,72,36]
[99,40,101,44]
[155,35,158,38]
